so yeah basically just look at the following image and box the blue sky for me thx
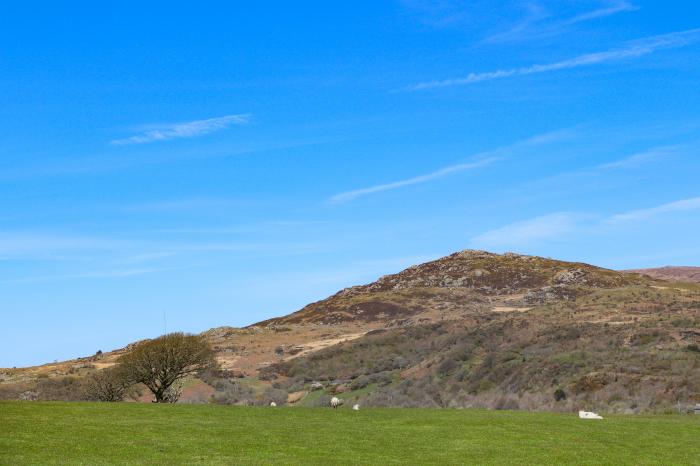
[2,1,700,367]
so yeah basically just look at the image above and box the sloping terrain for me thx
[2,250,698,412]
[626,266,700,283]
[256,251,645,326]
[266,285,700,412]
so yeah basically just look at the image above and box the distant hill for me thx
[2,250,699,413]
[625,266,700,283]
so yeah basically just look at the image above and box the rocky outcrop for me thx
[256,250,650,326]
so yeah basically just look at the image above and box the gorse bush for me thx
[553,388,567,401]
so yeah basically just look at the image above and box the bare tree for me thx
[118,333,216,403]
[85,366,132,402]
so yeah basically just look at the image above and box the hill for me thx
[625,266,700,283]
[256,250,645,327]
[1,250,699,413]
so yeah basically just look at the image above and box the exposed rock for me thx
[286,346,304,355]
[524,285,580,304]
[19,391,38,401]
[256,249,647,326]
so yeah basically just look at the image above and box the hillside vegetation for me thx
[2,250,699,413]
[266,285,700,412]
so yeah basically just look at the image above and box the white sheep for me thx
[270,401,277,407]
[330,397,341,409]
[578,410,603,419]
[352,404,360,411]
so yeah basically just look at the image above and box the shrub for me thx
[85,367,132,402]
[350,375,370,390]
[262,387,288,406]
[437,359,458,376]
[210,379,256,405]
[36,377,89,401]
[0,384,28,401]
[553,388,567,401]
[369,371,393,386]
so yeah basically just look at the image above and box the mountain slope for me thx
[256,250,647,326]
[266,282,700,411]
[2,250,698,412]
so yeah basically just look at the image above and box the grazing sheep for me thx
[270,401,277,407]
[578,410,603,419]
[352,404,360,411]
[330,397,341,409]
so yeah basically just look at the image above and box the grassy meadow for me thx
[1,401,698,465]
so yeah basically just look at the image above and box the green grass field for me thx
[1,402,698,465]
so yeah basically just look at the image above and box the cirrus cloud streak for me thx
[409,28,700,90]
[111,114,250,145]
[328,129,573,203]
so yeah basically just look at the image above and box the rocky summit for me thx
[257,250,648,326]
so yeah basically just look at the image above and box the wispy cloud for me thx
[3,136,334,181]
[112,251,178,265]
[409,28,700,90]
[483,2,549,43]
[151,220,329,236]
[609,196,700,222]
[111,114,250,145]
[485,1,637,43]
[0,233,119,259]
[1,266,181,284]
[471,195,700,249]
[567,0,636,23]
[328,129,573,203]
[470,213,582,249]
[597,145,681,170]
[0,229,329,264]
[507,142,694,202]
[329,158,497,204]
[402,0,635,38]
